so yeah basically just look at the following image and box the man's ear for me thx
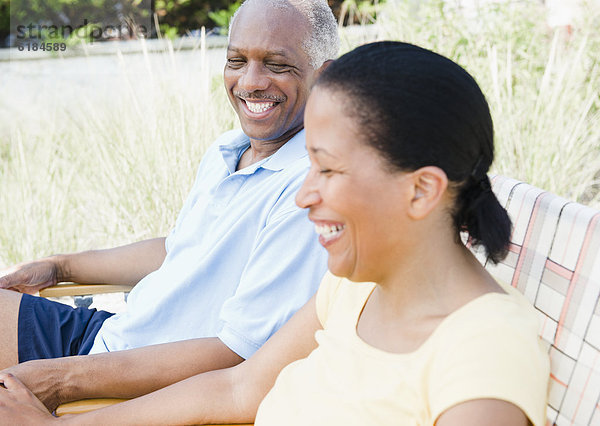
[406,166,448,220]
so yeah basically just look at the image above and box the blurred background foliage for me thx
[0,0,384,46]
[2,0,153,45]
[1,0,599,268]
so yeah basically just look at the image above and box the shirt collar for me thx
[219,132,252,175]
[261,129,307,171]
[218,129,307,175]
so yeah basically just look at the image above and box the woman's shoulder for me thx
[428,284,549,426]
[438,283,541,343]
[427,282,547,374]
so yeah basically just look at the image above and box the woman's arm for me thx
[0,294,322,425]
[436,399,530,426]
[3,337,244,411]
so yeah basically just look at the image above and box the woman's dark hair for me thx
[316,41,511,263]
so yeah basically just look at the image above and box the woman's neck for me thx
[356,231,501,354]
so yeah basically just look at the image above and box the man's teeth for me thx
[245,101,275,113]
[315,224,345,241]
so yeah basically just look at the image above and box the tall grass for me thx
[0,37,236,266]
[1,0,599,268]
[375,0,600,204]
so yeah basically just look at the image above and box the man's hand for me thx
[0,238,167,294]
[0,373,57,424]
[0,257,64,294]
[1,359,68,411]
[1,338,245,413]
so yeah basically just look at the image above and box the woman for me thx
[0,41,549,425]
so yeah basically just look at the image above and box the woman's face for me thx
[296,88,412,282]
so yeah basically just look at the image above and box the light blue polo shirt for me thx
[89,129,327,358]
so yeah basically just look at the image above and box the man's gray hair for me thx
[229,0,340,69]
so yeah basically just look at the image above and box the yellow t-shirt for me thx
[255,272,549,426]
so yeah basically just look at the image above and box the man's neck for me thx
[238,140,285,170]
[236,128,302,171]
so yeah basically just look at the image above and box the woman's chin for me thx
[327,258,357,280]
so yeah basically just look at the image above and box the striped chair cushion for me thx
[472,175,600,426]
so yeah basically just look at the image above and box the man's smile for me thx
[244,100,278,114]
[234,91,286,118]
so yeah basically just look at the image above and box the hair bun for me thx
[456,175,511,264]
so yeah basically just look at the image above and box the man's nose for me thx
[237,61,270,93]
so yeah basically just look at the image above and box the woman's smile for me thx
[313,221,346,247]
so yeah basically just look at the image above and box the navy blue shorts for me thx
[18,294,114,363]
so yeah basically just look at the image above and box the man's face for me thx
[224,4,318,144]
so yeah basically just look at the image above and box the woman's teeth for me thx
[315,224,345,241]
[245,101,275,113]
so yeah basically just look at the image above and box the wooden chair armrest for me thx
[55,398,129,416]
[55,398,253,424]
[39,284,133,298]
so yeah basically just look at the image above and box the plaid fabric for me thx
[470,175,600,426]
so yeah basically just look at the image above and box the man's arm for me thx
[4,337,243,411]
[0,238,167,293]
[0,295,322,425]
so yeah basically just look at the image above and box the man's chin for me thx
[240,123,284,143]
[239,117,304,144]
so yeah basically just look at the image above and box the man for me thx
[0,0,339,409]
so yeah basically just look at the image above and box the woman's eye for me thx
[319,169,333,175]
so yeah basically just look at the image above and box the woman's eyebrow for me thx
[309,147,338,158]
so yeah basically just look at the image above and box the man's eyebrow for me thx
[265,49,291,58]
[227,46,291,58]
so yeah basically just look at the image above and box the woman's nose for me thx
[296,168,321,209]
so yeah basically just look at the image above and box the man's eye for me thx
[267,63,289,72]
[227,58,245,68]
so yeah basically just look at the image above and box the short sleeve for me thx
[428,297,550,426]
[315,272,344,327]
[217,204,328,359]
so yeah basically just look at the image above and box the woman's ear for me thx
[311,60,334,85]
[317,59,334,73]
[406,166,448,220]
